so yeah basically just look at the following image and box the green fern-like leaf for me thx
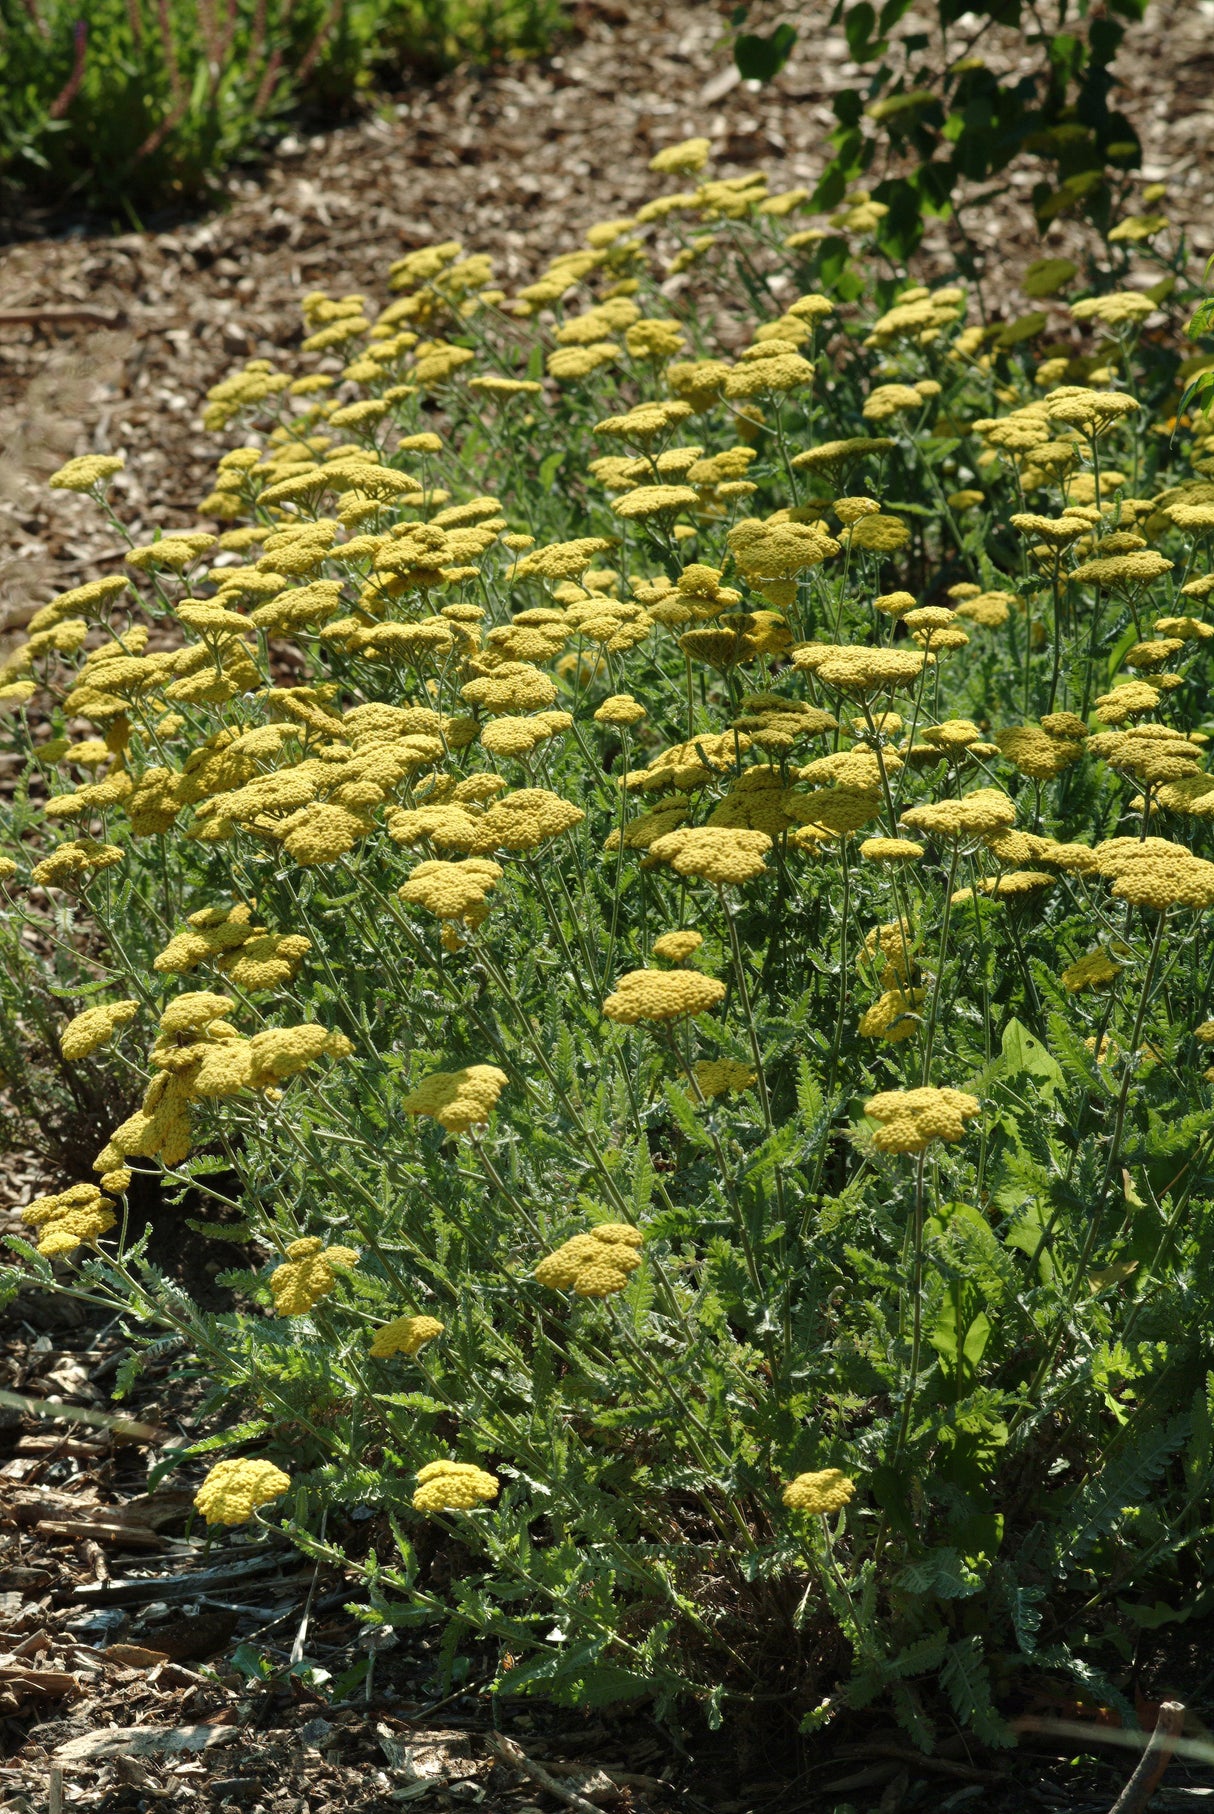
[941,1635,1011,1746]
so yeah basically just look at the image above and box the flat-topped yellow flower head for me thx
[269,1238,360,1315]
[649,137,711,175]
[49,453,125,492]
[603,969,726,1024]
[402,1063,508,1133]
[1062,950,1123,992]
[645,826,773,884]
[652,930,703,963]
[864,1086,980,1153]
[1095,837,1214,912]
[413,1460,499,1514]
[370,1314,445,1358]
[902,788,1016,841]
[535,1224,644,1297]
[60,999,140,1062]
[195,1458,291,1526]
[782,1469,855,1514]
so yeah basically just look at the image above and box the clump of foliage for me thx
[3,143,1214,1745]
[733,0,1158,263]
[0,0,562,219]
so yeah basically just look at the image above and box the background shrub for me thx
[734,0,1156,263]
[0,0,563,219]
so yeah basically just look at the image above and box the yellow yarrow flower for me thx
[652,930,703,963]
[194,1458,291,1526]
[1095,836,1214,912]
[793,644,925,694]
[978,869,1057,897]
[594,694,647,727]
[399,859,502,925]
[649,137,711,175]
[645,825,773,884]
[48,453,125,492]
[858,987,925,1043]
[60,999,140,1062]
[402,1063,508,1133]
[611,484,699,521]
[901,787,1016,841]
[1061,950,1124,992]
[694,1058,756,1098]
[269,1237,360,1315]
[602,969,726,1024]
[412,1460,499,1514]
[860,836,925,864]
[369,1314,445,1358]
[864,1086,980,1154]
[22,1182,117,1257]
[535,1223,644,1297]
[782,1469,855,1514]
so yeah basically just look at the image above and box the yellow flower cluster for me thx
[864,1087,981,1154]
[901,788,1016,841]
[399,858,502,933]
[603,969,726,1024]
[652,929,703,963]
[85,993,351,1179]
[534,1223,644,1297]
[369,1314,445,1357]
[155,904,311,992]
[401,1063,508,1133]
[269,1236,360,1315]
[22,1182,118,1258]
[782,1469,856,1514]
[412,1459,500,1514]
[1095,837,1214,912]
[194,1458,291,1526]
[694,1058,756,1098]
[646,825,773,885]
[60,998,140,1061]
[1061,950,1124,992]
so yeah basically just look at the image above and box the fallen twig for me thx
[487,1732,604,1814]
[1107,1701,1184,1814]
[38,1519,165,1550]
[0,306,127,329]
[1012,1713,1214,1768]
[841,1743,1008,1786]
[64,1553,306,1606]
[0,1388,160,1442]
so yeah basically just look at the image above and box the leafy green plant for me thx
[731,0,1156,264]
[2,145,1214,1746]
[0,0,563,219]
[1180,258,1214,421]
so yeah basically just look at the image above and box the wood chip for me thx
[0,1666,80,1701]
[38,1519,167,1549]
[102,1642,171,1668]
[0,306,127,328]
[53,1724,239,1764]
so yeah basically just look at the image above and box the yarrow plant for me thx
[3,140,1214,1746]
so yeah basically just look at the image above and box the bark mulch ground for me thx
[3,1,1214,1806]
